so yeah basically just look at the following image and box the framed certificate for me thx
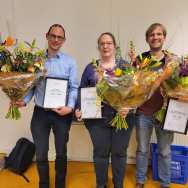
[81,87,102,119]
[162,98,188,134]
[43,77,68,109]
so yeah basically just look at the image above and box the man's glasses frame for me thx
[48,34,65,41]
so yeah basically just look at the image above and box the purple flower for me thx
[179,63,188,76]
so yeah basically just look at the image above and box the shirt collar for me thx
[45,50,61,59]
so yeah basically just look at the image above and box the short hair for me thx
[145,23,167,41]
[47,24,66,39]
[97,32,117,48]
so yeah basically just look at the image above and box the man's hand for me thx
[52,106,73,116]
[14,100,26,108]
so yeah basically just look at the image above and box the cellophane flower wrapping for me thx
[96,53,178,130]
[0,37,46,120]
[154,54,181,123]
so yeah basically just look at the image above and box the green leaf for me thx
[31,39,36,50]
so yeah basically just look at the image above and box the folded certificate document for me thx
[81,87,102,119]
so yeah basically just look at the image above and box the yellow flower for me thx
[140,57,150,68]
[114,68,122,76]
[34,61,44,69]
[1,64,12,72]
[143,58,149,65]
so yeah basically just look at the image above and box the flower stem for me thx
[5,104,21,120]
[111,113,128,130]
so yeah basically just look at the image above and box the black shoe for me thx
[97,185,107,188]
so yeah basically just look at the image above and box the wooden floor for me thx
[0,162,187,188]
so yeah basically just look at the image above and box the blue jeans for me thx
[85,113,135,188]
[135,113,174,187]
[31,106,72,188]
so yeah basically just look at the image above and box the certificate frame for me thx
[162,98,188,134]
[43,77,68,109]
[81,87,102,119]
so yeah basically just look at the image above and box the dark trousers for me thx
[31,106,72,188]
[85,113,135,188]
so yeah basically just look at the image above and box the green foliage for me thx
[154,106,167,123]
[0,40,46,73]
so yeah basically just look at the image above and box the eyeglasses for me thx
[99,41,114,47]
[48,34,65,41]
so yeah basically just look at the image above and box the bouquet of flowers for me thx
[96,51,178,130]
[162,55,188,99]
[0,36,46,120]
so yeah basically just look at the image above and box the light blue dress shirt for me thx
[24,51,79,109]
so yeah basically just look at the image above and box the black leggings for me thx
[85,113,135,188]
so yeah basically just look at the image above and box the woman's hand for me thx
[118,107,130,118]
[75,109,82,121]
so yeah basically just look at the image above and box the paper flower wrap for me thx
[96,53,178,130]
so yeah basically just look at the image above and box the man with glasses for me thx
[16,24,78,188]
